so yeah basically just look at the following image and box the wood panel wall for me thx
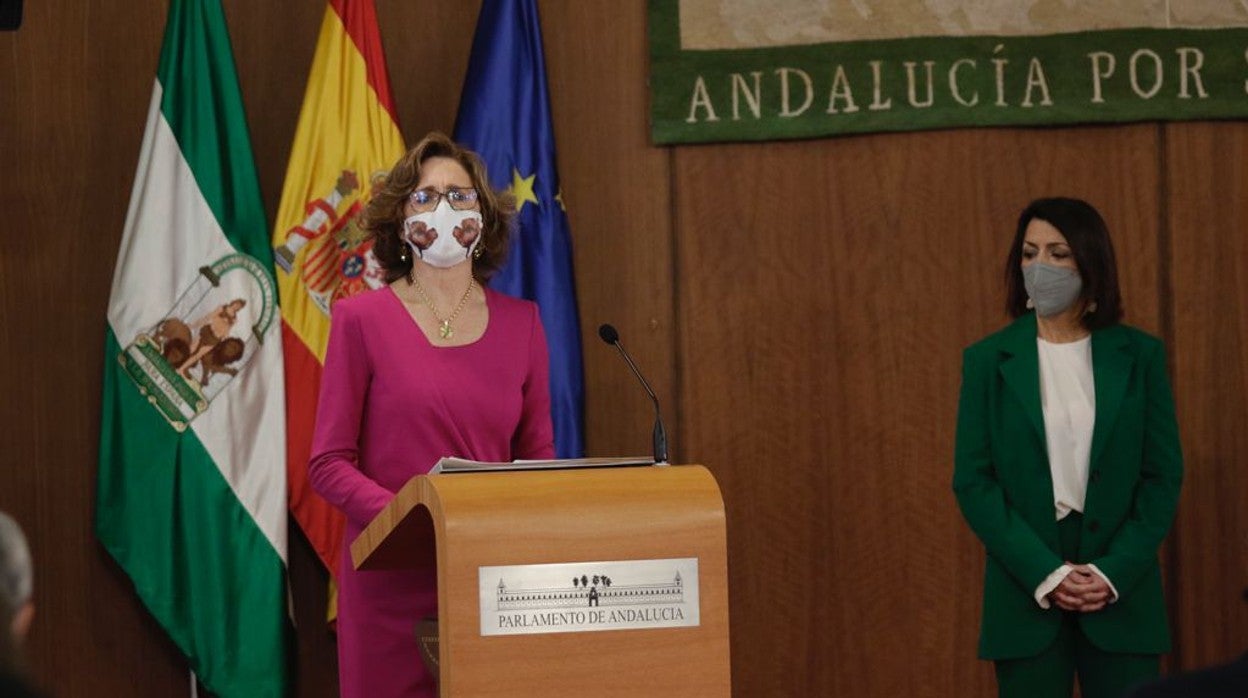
[0,1,192,696]
[0,2,1244,696]
[1165,122,1248,671]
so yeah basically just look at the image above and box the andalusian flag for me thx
[273,0,404,577]
[97,1,288,696]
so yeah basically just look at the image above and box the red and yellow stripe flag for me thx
[273,0,403,582]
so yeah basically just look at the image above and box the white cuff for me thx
[1085,563,1120,603]
[1034,564,1073,609]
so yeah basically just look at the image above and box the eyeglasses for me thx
[407,187,480,213]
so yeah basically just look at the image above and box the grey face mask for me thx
[1023,262,1083,317]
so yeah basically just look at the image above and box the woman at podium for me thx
[309,132,555,697]
[953,198,1183,698]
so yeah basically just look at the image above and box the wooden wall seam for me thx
[1156,122,1182,673]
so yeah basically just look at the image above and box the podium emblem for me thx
[478,558,700,637]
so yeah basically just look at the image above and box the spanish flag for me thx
[272,0,403,583]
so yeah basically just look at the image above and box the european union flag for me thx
[454,0,585,458]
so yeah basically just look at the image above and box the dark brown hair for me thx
[363,132,514,283]
[1004,197,1123,330]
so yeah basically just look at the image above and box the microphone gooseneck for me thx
[597,323,669,464]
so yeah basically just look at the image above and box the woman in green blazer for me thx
[954,198,1183,698]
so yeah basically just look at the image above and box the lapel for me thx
[1089,324,1133,468]
[998,313,1045,445]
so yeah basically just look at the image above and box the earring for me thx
[1025,298,1034,309]
[398,241,410,263]
[1086,301,1098,314]
[473,243,484,260]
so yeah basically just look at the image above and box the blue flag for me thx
[454,0,586,458]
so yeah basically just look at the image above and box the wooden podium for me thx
[351,464,731,696]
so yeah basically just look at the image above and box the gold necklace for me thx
[411,275,476,340]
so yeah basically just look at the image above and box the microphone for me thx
[597,323,669,464]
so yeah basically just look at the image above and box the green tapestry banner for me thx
[649,0,1248,144]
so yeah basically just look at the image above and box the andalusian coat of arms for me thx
[119,254,277,431]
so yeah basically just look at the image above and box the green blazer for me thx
[953,313,1183,660]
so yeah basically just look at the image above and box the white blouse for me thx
[1032,335,1118,607]
[1038,335,1095,520]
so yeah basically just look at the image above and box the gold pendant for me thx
[439,320,453,339]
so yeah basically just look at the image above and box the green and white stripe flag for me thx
[96,1,288,696]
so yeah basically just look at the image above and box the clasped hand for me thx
[1048,563,1111,612]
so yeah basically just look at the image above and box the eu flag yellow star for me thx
[508,168,539,212]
